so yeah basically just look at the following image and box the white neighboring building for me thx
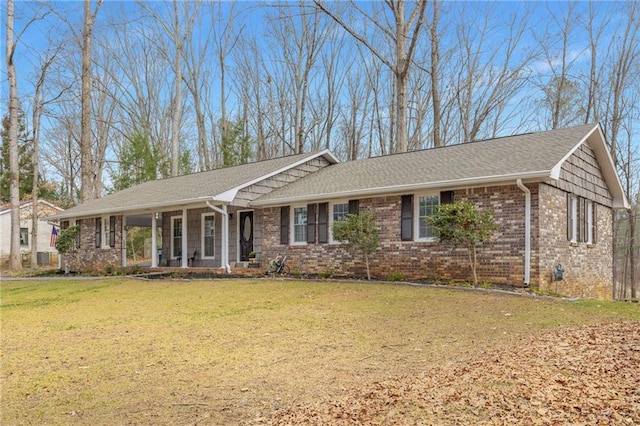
[0,200,64,263]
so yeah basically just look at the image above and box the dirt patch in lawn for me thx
[1,278,638,425]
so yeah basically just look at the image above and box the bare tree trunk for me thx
[170,0,182,177]
[314,0,426,153]
[6,0,21,270]
[430,0,442,147]
[80,0,102,201]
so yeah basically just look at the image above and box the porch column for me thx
[122,215,127,267]
[181,207,188,268]
[151,212,157,268]
[221,204,229,271]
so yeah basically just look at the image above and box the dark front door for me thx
[239,211,254,261]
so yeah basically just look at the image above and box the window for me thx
[567,195,596,244]
[567,195,578,242]
[292,206,307,244]
[585,200,593,244]
[20,228,29,246]
[102,216,111,249]
[202,213,215,258]
[330,202,349,242]
[417,194,439,240]
[333,203,349,222]
[172,216,182,258]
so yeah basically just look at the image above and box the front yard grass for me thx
[1,278,638,425]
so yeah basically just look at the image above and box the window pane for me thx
[418,195,439,239]
[333,203,349,222]
[586,200,593,243]
[102,217,110,248]
[204,215,214,257]
[294,207,307,243]
[173,217,182,257]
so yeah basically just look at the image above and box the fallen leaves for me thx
[267,322,640,425]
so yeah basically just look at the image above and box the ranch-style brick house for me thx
[48,124,629,299]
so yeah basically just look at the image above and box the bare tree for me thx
[139,0,201,176]
[314,0,427,153]
[6,0,21,270]
[30,43,63,268]
[80,0,103,201]
[452,3,538,142]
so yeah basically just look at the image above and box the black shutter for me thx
[109,216,116,247]
[307,203,317,243]
[349,199,359,215]
[440,190,454,205]
[401,195,413,241]
[318,202,329,243]
[95,217,101,248]
[280,206,290,245]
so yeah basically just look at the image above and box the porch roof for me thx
[49,151,338,220]
[252,124,629,209]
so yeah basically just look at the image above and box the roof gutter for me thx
[516,179,531,287]
[251,171,553,207]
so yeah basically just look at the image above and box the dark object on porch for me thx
[189,250,198,266]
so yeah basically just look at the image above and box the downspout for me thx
[516,179,531,287]
[206,199,231,274]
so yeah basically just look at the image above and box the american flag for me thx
[50,226,58,247]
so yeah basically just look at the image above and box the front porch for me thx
[121,204,261,271]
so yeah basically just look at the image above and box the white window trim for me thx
[171,215,183,259]
[415,192,440,242]
[569,195,578,243]
[291,204,308,245]
[329,200,350,243]
[201,212,215,259]
[101,216,111,249]
[586,199,593,244]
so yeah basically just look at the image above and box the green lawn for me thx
[1,278,638,425]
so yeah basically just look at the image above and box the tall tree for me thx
[80,0,103,201]
[6,0,21,270]
[314,0,427,153]
[140,0,200,177]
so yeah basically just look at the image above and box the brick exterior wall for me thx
[537,183,613,299]
[63,215,123,272]
[262,177,614,299]
[262,185,534,286]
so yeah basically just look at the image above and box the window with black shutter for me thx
[318,203,329,243]
[307,204,317,243]
[280,206,290,245]
[401,195,413,241]
[109,216,116,247]
[95,217,101,248]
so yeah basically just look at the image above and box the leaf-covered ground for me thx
[268,321,640,425]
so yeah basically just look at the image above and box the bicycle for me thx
[265,254,290,276]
